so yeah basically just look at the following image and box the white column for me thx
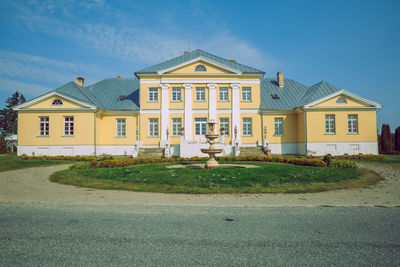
[183,83,193,141]
[207,83,217,123]
[231,83,241,144]
[160,83,169,146]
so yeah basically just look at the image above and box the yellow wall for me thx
[262,113,298,144]
[169,113,184,145]
[306,110,377,142]
[314,95,370,107]
[97,114,137,145]
[140,83,161,110]
[241,113,261,144]
[240,83,260,109]
[192,83,209,109]
[216,84,231,109]
[216,113,232,144]
[18,112,94,146]
[139,113,161,145]
[27,96,86,109]
[167,60,234,74]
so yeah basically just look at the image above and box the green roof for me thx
[53,81,100,107]
[296,81,341,107]
[86,78,139,110]
[135,49,265,75]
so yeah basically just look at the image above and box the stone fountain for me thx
[201,120,223,169]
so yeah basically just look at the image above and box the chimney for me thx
[76,77,84,87]
[230,59,236,63]
[277,72,284,87]
[116,75,121,78]
[184,51,189,55]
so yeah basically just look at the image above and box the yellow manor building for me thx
[14,49,382,157]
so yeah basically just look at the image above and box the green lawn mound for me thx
[50,161,382,194]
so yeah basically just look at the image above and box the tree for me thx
[380,124,393,153]
[0,91,26,136]
[0,135,7,154]
[394,126,400,152]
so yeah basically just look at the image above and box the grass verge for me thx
[0,154,70,172]
[49,161,382,194]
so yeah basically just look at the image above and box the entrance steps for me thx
[137,148,164,158]
[239,147,266,156]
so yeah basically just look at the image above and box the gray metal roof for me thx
[135,49,265,75]
[86,78,140,110]
[296,81,341,107]
[260,78,309,109]
[54,81,100,107]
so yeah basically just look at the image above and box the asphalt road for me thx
[0,205,399,266]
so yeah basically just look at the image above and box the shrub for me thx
[330,154,384,160]
[69,162,91,170]
[327,159,356,168]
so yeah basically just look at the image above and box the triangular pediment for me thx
[162,57,239,75]
[305,90,381,109]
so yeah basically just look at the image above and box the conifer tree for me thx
[394,126,400,152]
[0,135,7,154]
[0,91,26,136]
[380,124,393,153]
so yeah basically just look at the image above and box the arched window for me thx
[52,99,63,105]
[336,97,347,104]
[195,65,207,71]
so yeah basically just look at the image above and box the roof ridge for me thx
[71,81,102,107]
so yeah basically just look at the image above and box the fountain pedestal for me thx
[200,121,223,169]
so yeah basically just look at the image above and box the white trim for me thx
[140,79,260,84]
[240,109,260,114]
[306,141,378,156]
[157,56,242,75]
[13,91,97,110]
[261,109,295,114]
[140,110,161,114]
[192,109,209,114]
[169,109,184,114]
[183,83,193,141]
[18,108,94,113]
[305,107,378,111]
[303,90,382,109]
[160,83,169,142]
[101,110,138,115]
[207,83,217,121]
[217,109,232,113]
[231,83,241,142]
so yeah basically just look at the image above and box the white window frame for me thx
[172,118,182,136]
[242,87,251,102]
[148,88,158,102]
[325,114,335,134]
[149,118,159,137]
[64,116,74,136]
[195,87,205,101]
[39,117,49,136]
[242,118,252,136]
[116,118,126,137]
[220,118,229,136]
[219,87,228,101]
[274,117,283,136]
[348,114,358,134]
[195,118,207,136]
[172,87,181,102]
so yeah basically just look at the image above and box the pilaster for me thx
[207,83,217,122]
[160,83,169,146]
[230,83,241,144]
[183,83,193,141]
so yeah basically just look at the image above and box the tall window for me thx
[64,116,74,136]
[220,118,229,136]
[219,87,228,101]
[274,118,283,136]
[172,87,181,102]
[195,118,207,135]
[325,114,335,134]
[39,117,49,136]
[149,88,158,102]
[172,118,182,136]
[116,119,126,137]
[243,118,252,136]
[242,87,251,101]
[196,87,205,101]
[149,119,159,137]
[348,114,358,134]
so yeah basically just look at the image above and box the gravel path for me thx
[0,163,399,207]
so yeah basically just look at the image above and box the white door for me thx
[194,117,207,142]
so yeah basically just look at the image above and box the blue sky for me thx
[0,0,399,130]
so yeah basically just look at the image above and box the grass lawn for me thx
[0,154,70,172]
[50,161,381,194]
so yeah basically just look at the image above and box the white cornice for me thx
[303,90,382,109]
[140,79,260,84]
[13,91,97,110]
[157,56,242,75]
